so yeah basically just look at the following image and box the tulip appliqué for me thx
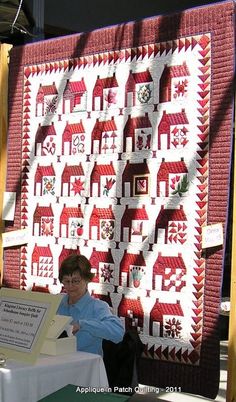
[170,174,189,196]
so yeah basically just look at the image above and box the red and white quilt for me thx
[4,1,235,398]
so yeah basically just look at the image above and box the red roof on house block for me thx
[126,69,153,90]
[153,253,185,274]
[33,204,54,222]
[35,164,55,183]
[124,113,151,138]
[62,163,84,182]
[91,162,116,181]
[32,244,52,261]
[157,159,188,181]
[150,299,183,322]
[90,248,114,267]
[60,205,83,224]
[123,160,149,181]
[118,295,144,318]
[121,205,148,226]
[35,123,56,143]
[159,110,188,131]
[156,205,187,228]
[92,117,117,141]
[90,205,115,224]
[94,73,118,90]
[120,250,146,273]
[161,62,190,80]
[37,82,58,96]
[63,121,85,142]
[64,78,86,94]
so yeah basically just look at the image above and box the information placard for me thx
[2,228,30,248]
[0,288,62,364]
[2,191,16,221]
[202,223,223,249]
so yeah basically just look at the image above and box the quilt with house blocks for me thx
[4,1,235,398]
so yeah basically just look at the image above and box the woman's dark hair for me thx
[59,254,94,282]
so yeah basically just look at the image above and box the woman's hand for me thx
[72,322,80,335]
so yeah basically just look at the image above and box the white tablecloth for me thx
[0,352,109,402]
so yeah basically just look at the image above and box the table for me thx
[0,352,109,402]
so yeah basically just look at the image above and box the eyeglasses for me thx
[61,278,82,286]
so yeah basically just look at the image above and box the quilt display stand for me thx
[4,1,235,398]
